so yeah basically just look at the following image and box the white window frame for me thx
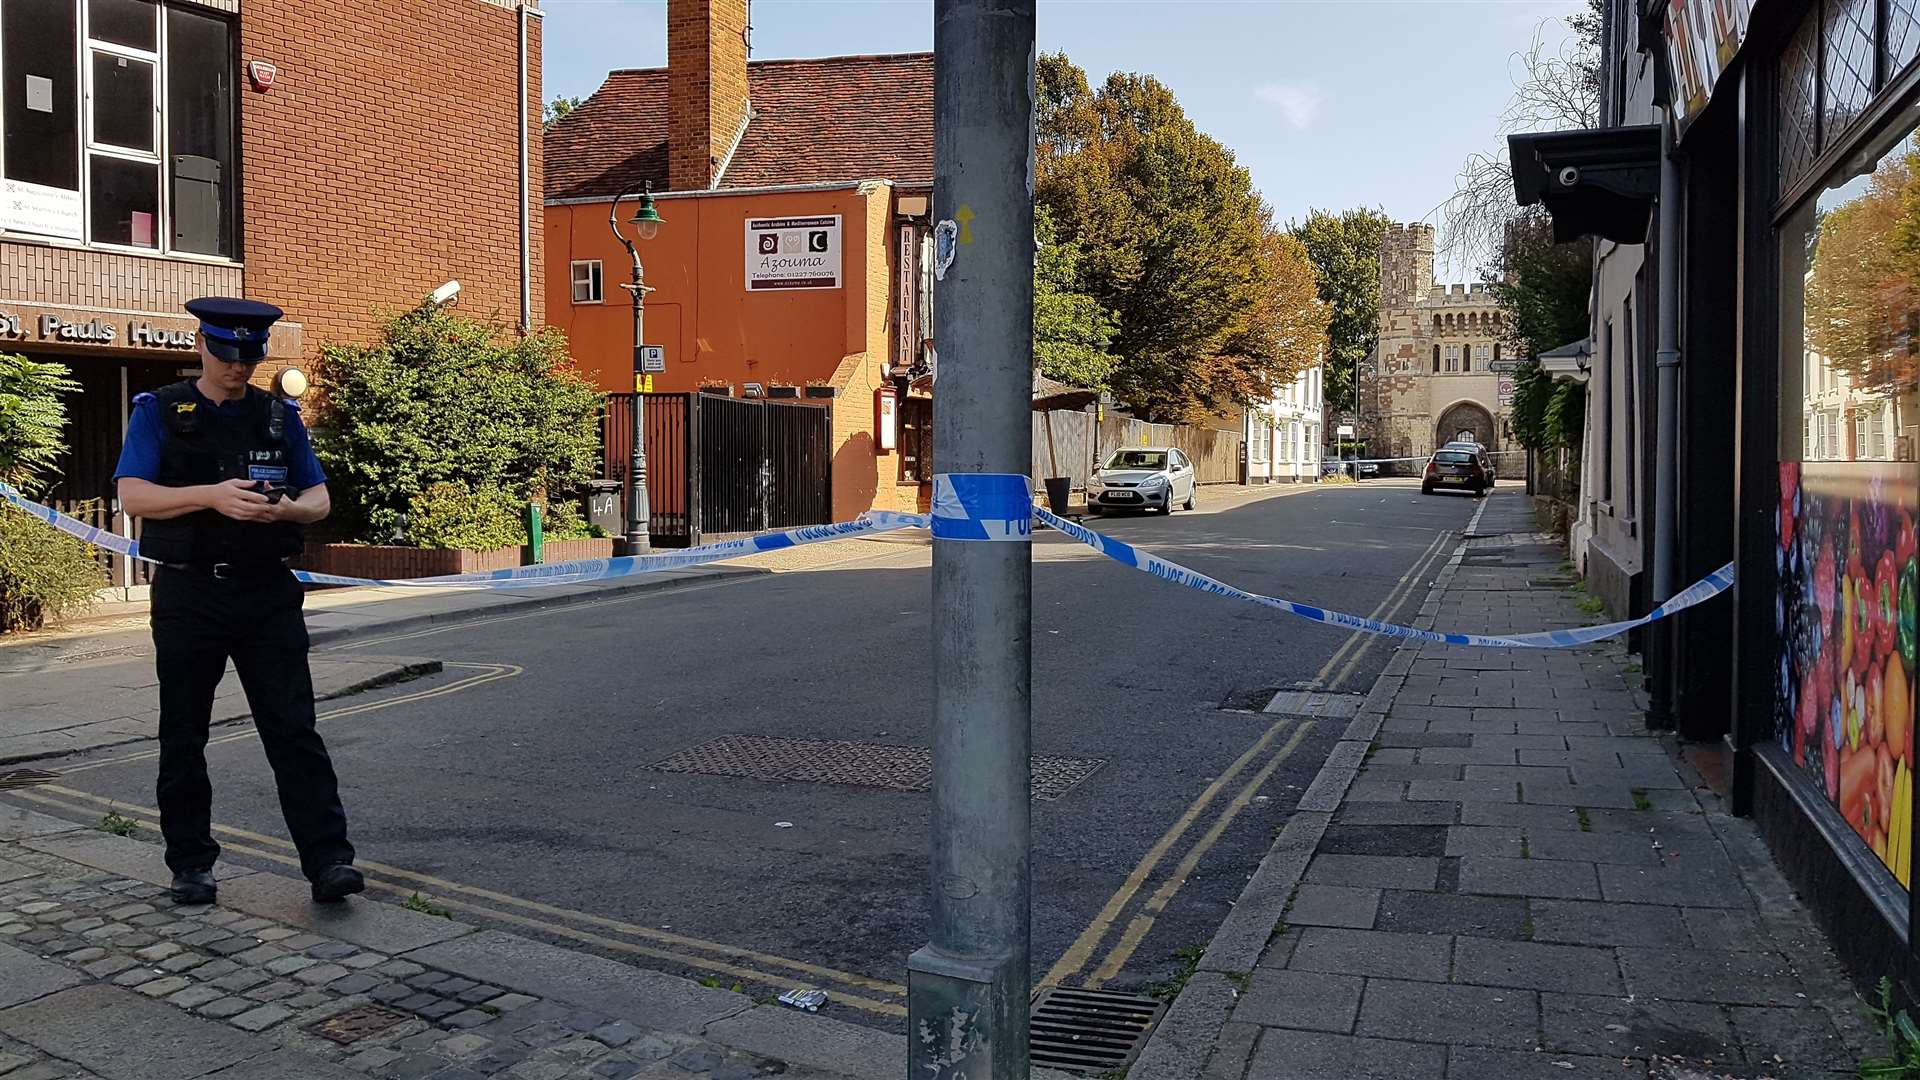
[83,1,164,253]
[570,259,603,304]
[1444,344,1461,373]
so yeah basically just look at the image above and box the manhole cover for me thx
[1029,986,1166,1075]
[308,1004,411,1044]
[1262,689,1361,720]
[0,769,58,791]
[651,735,1105,801]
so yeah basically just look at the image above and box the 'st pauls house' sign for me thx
[0,312,197,350]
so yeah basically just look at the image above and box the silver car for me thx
[1087,447,1197,515]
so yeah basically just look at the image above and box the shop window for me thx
[0,0,234,256]
[1891,0,1919,76]
[1778,15,1821,191]
[898,397,933,484]
[570,260,603,304]
[1773,107,1920,890]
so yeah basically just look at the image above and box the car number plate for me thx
[1108,491,1138,500]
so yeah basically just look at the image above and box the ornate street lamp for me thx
[609,185,663,553]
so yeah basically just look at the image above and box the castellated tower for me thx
[1362,222,1509,467]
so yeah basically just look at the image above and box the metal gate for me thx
[601,393,694,544]
[697,394,832,535]
[601,392,830,545]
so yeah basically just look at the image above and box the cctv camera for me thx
[428,280,461,307]
[1556,166,1580,187]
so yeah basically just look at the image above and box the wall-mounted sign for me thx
[876,386,898,451]
[0,179,82,241]
[0,310,197,350]
[895,226,918,368]
[745,215,842,291]
[1666,0,1752,136]
[640,345,665,372]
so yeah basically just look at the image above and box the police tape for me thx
[1,479,1731,648]
[0,482,929,589]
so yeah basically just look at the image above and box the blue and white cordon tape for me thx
[1,477,1731,649]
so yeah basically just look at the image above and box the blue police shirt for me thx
[112,388,326,490]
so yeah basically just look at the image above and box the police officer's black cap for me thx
[186,296,282,363]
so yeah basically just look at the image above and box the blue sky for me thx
[541,0,1584,282]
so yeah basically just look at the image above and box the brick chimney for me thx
[667,0,750,191]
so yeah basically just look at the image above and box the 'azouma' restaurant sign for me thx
[0,311,197,350]
[1665,0,1754,136]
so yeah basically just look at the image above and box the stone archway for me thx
[1435,400,1495,449]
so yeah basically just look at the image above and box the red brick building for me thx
[4,0,544,509]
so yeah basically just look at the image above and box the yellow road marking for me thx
[19,783,906,999]
[10,788,907,1017]
[1041,527,1448,990]
[1084,720,1316,988]
[58,662,524,776]
[1326,530,1457,691]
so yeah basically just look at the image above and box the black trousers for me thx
[151,565,353,880]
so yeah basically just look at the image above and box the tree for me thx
[1443,0,1604,269]
[0,356,80,493]
[1508,358,1554,451]
[1488,210,1593,362]
[1288,208,1393,416]
[1036,55,1322,421]
[544,96,585,130]
[1805,145,1920,394]
[1033,208,1119,389]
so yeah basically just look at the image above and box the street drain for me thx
[1262,689,1362,719]
[308,1004,411,1044]
[651,735,1104,801]
[1029,986,1166,1075]
[0,769,58,791]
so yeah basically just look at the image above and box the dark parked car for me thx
[1422,447,1493,497]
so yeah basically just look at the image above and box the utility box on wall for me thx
[876,386,898,451]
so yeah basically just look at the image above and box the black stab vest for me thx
[137,381,304,565]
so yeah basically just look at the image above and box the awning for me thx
[1508,125,1662,244]
[1538,337,1592,383]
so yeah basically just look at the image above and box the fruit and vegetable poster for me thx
[1776,464,1916,887]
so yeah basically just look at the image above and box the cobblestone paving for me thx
[0,847,825,1080]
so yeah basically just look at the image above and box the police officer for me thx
[113,297,364,907]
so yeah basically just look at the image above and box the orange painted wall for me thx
[543,183,915,519]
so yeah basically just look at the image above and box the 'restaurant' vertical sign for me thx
[745,216,843,291]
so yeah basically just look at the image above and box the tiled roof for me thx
[545,53,933,201]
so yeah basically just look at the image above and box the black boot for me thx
[170,869,217,906]
[310,864,365,903]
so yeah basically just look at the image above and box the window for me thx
[1472,343,1491,371]
[1493,342,1502,363]
[1622,293,1637,511]
[571,260,603,304]
[1599,318,1613,502]
[0,0,234,256]
[1432,344,1440,372]
[1443,344,1461,373]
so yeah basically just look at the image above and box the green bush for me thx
[0,354,99,633]
[0,503,104,633]
[405,482,524,550]
[310,310,604,546]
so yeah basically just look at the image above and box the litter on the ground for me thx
[779,988,827,1012]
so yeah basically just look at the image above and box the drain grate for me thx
[308,1004,411,1044]
[651,735,1105,801]
[1262,689,1362,720]
[0,769,58,791]
[1029,986,1166,1075]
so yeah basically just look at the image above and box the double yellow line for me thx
[1042,528,1451,990]
[12,784,912,1017]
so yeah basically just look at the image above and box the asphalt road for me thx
[21,479,1484,1026]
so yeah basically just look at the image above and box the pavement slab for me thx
[1130,493,1881,1080]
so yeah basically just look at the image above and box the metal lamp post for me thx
[610,185,663,554]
